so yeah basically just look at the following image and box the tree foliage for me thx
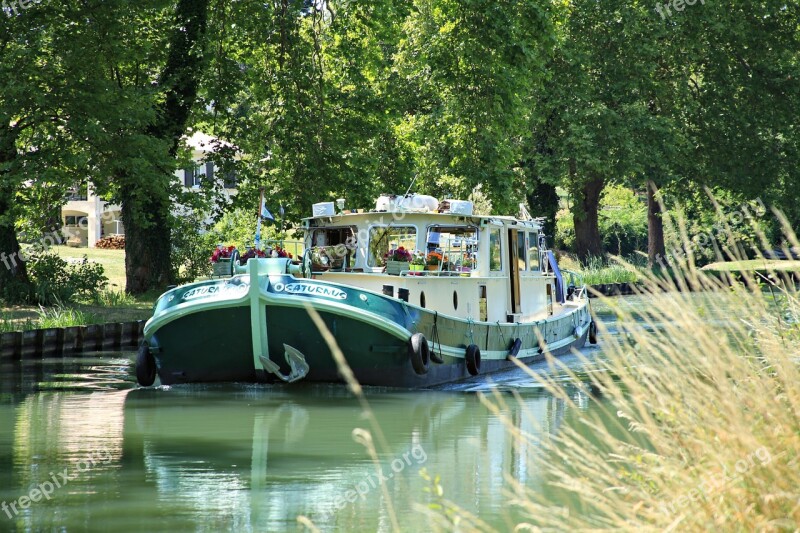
[2,0,800,300]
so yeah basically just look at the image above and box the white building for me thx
[61,132,236,247]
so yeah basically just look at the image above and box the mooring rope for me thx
[466,317,476,346]
[432,312,444,362]
[496,321,507,349]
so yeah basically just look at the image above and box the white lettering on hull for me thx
[272,282,348,300]
[182,283,249,302]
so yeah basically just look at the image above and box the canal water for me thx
[0,301,631,532]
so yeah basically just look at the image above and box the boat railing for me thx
[561,269,586,288]
[399,270,473,277]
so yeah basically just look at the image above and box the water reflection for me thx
[2,379,596,531]
[0,298,625,531]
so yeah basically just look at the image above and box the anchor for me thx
[259,344,310,383]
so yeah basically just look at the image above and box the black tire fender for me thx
[465,344,481,376]
[589,321,598,345]
[136,342,157,386]
[408,333,430,375]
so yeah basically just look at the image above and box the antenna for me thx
[403,174,418,197]
[518,203,533,221]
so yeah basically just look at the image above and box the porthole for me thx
[420,291,426,308]
[453,290,458,310]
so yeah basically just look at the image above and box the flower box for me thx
[409,264,424,271]
[385,260,409,276]
[212,258,232,277]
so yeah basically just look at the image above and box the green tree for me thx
[0,1,125,300]
[200,0,412,222]
[394,0,555,213]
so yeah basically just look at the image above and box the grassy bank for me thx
[559,254,643,285]
[702,258,800,273]
[50,245,128,289]
[1,246,157,331]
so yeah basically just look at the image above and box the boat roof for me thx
[302,210,543,230]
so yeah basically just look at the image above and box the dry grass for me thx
[296,207,800,532]
[465,217,800,531]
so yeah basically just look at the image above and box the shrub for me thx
[170,212,215,284]
[208,207,287,250]
[26,252,107,305]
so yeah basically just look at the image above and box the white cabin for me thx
[303,195,565,325]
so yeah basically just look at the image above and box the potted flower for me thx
[271,246,294,259]
[460,254,475,272]
[384,246,412,275]
[210,245,237,277]
[425,251,442,271]
[240,247,267,262]
[410,251,426,272]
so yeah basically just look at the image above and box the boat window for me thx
[368,226,417,267]
[517,230,527,271]
[489,228,502,271]
[426,225,478,272]
[310,226,358,269]
[528,232,540,271]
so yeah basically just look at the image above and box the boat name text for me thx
[272,282,348,300]
[182,283,249,301]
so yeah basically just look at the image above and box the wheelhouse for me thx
[301,195,563,324]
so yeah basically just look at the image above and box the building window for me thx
[489,228,502,271]
[65,184,88,201]
[64,216,88,227]
[224,171,237,189]
[183,166,201,187]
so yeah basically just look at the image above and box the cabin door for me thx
[507,229,522,316]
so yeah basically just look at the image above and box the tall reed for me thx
[479,217,800,531]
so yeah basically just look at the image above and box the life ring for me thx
[408,333,430,375]
[229,249,241,276]
[589,321,598,345]
[136,342,156,386]
[465,344,481,376]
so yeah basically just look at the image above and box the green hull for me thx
[142,259,591,388]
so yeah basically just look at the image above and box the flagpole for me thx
[254,187,265,251]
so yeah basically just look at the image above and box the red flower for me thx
[211,245,239,263]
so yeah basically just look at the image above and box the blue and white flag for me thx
[254,197,274,250]
[260,199,275,221]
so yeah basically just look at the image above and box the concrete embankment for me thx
[0,321,145,360]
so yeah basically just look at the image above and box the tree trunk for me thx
[121,187,174,294]
[647,180,666,267]
[122,0,209,294]
[573,176,604,261]
[526,177,559,239]
[0,126,30,301]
